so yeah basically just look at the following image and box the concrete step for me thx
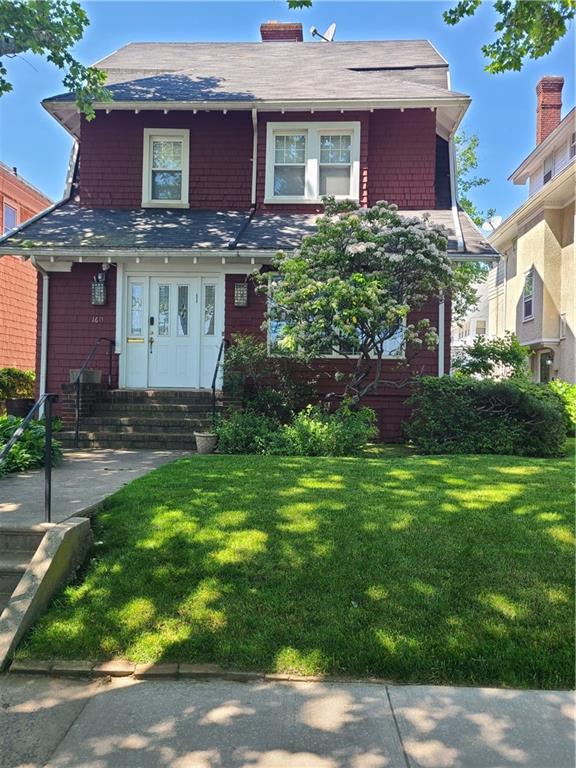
[92,403,221,416]
[0,550,34,593]
[100,389,217,404]
[79,420,212,435]
[0,528,45,552]
[59,431,198,450]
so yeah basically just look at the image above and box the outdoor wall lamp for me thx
[91,267,108,306]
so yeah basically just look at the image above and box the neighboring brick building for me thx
[0,163,51,369]
[0,24,498,444]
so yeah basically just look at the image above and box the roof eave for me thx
[508,107,576,184]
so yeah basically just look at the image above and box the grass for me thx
[18,441,575,689]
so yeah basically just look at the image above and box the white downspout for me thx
[31,255,49,415]
[251,108,258,206]
[443,133,465,377]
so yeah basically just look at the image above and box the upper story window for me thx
[142,128,189,208]
[3,203,17,233]
[570,132,576,159]
[523,268,534,321]
[543,153,554,185]
[475,319,487,337]
[265,122,360,203]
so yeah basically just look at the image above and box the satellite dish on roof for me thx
[481,215,502,232]
[310,23,336,42]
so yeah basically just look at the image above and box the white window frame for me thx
[3,201,18,233]
[522,267,534,322]
[264,121,361,204]
[570,132,576,159]
[543,153,554,185]
[142,128,190,208]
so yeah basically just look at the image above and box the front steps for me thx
[59,389,222,450]
[0,528,45,616]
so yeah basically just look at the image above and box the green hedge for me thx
[405,377,566,457]
[549,380,576,433]
[0,368,35,400]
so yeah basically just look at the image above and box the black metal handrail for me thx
[0,393,58,523]
[74,337,115,448]
[211,337,230,426]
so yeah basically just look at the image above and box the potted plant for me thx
[0,368,36,417]
[194,408,220,454]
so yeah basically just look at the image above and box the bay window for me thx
[265,122,360,203]
[142,128,189,207]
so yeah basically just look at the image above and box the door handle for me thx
[149,335,155,354]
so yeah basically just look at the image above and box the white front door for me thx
[124,275,223,389]
[149,277,200,387]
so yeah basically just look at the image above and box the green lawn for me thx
[18,442,575,689]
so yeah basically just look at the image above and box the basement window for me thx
[142,128,189,208]
[265,122,360,203]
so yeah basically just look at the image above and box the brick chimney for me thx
[536,76,564,145]
[260,21,303,42]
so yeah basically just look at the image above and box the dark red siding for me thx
[36,264,119,410]
[79,111,254,209]
[79,107,438,212]
[224,274,449,440]
[368,109,437,209]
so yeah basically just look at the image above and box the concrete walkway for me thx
[0,449,187,527]
[0,675,573,768]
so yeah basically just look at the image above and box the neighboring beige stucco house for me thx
[488,76,575,384]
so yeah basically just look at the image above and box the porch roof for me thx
[0,203,498,260]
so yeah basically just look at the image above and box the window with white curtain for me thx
[142,128,189,207]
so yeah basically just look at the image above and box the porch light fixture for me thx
[234,282,249,307]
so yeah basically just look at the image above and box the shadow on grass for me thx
[18,444,575,689]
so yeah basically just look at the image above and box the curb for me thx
[7,659,342,684]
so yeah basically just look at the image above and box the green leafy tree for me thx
[452,331,530,378]
[260,199,477,407]
[454,131,496,227]
[287,0,575,72]
[0,0,108,119]
[444,0,575,73]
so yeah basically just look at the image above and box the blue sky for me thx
[0,1,573,220]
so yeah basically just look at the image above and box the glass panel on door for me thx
[177,285,189,336]
[158,285,170,335]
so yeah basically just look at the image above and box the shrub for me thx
[549,380,576,433]
[216,404,377,456]
[405,376,566,457]
[216,411,283,455]
[0,368,35,400]
[282,404,377,457]
[0,415,62,475]
[222,334,315,422]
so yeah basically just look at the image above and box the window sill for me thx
[141,201,190,209]
[264,197,359,205]
[522,316,534,323]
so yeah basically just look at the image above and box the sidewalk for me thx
[1,675,573,768]
[0,449,187,527]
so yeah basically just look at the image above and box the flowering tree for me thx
[261,199,473,407]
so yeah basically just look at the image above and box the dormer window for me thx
[543,154,554,185]
[265,121,360,203]
[142,128,189,208]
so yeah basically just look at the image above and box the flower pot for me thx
[6,398,35,418]
[194,431,218,454]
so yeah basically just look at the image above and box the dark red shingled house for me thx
[0,22,497,447]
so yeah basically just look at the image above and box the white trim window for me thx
[142,128,190,208]
[265,121,361,203]
[543,153,554,185]
[3,202,17,233]
[570,132,576,160]
[523,267,534,321]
